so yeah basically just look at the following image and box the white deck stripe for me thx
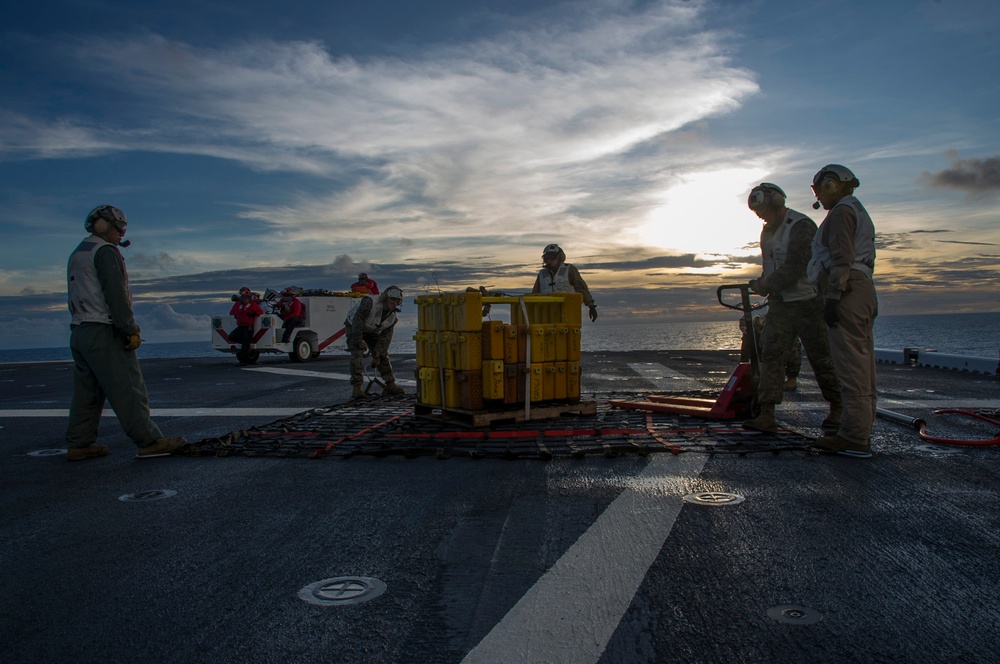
[463,454,707,664]
[626,362,710,391]
[243,366,416,386]
[0,408,315,418]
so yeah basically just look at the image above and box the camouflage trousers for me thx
[757,297,842,406]
[741,317,801,377]
[347,325,396,386]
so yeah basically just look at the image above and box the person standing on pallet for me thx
[345,285,406,399]
[807,165,878,457]
[742,183,843,435]
[65,205,187,461]
[531,243,598,322]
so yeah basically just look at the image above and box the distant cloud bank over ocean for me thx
[2,312,997,364]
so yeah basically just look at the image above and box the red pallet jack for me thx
[609,284,765,419]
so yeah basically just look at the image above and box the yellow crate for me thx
[450,291,483,332]
[567,361,581,399]
[442,369,461,409]
[529,325,547,364]
[529,365,544,402]
[555,362,568,400]
[482,360,504,400]
[481,321,505,360]
[437,332,454,369]
[504,325,526,364]
[447,331,482,371]
[554,325,569,362]
[568,326,581,361]
[542,362,556,400]
[561,292,583,325]
[419,367,442,406]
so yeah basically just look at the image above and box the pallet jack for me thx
[609,284,766,420]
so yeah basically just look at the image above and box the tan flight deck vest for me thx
[761,209,818,303]
[67,235,129,325]
[808,195,876,285]
[345,295,397,334]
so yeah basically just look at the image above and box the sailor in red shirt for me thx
[351,272,380,295]
[229,287,263,354]
[276,287,305,343]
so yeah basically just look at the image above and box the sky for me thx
[2,0,999,349]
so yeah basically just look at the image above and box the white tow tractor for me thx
[211,288,365,364]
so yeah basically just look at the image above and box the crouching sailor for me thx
[345,285,406,399]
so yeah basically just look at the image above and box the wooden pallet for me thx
[414,400,597,427]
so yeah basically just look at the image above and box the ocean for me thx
[2,312,997,363]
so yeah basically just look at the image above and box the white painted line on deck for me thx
[0,408,317,418]
[243,366,416,386]
[627,362,710,392]
[463,453,707,664]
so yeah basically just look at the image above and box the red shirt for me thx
[277,297,304,320]
[230,299,263,327]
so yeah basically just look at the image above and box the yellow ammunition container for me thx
[555,362,568,400]
[529,365,544,402]
[561,292,583,325]
[419,367,442,406]
[554,325,569,362]
[482,360,505,400]
[504,325,526,364]
[450,332,482,371]
[568,325,581,361]
[567,361,581,400]
[542,363,556,400]
[504,363,526,405]
[530,325,547,364]
[481,321,505,360]
[450,291,483,332]
[436,332,453,369]
[443,369,461,409]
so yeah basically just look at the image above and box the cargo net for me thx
[181,393,819,460]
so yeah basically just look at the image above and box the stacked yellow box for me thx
[414,291,583,409]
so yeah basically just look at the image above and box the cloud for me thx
[6,2,759,264]
[923,151,1000,194]
[138,303,210,333]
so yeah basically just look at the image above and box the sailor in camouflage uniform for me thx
[742,183,843,434]
[345,285,406,399]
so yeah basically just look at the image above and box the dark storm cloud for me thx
[923,151,1000,193]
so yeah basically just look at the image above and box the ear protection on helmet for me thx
[85,205,128,233]
[747,183,786,210]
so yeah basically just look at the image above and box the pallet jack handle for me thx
[716,283,766,380]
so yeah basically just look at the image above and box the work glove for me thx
[588,304,598,322]
[823,299,840,328]
[749,277,768,295]
[124,327,142,351]
[359,340,369,354]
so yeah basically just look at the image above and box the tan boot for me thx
[783,376,797,391]
[742,403,777,434]
[351,384,366,399]
[821,403,843,432]
[136,437,187,459]
[383,381,405,396]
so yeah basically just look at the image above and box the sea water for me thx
[2,312,997,363]
[0,312,1000,362]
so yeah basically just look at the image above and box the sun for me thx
[634,168,767,256]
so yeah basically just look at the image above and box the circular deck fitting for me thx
[299,576,387,606]
[766,604,823,625]
[28,449,67,457]
[118,489,177,502]
[683,491,745,506]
